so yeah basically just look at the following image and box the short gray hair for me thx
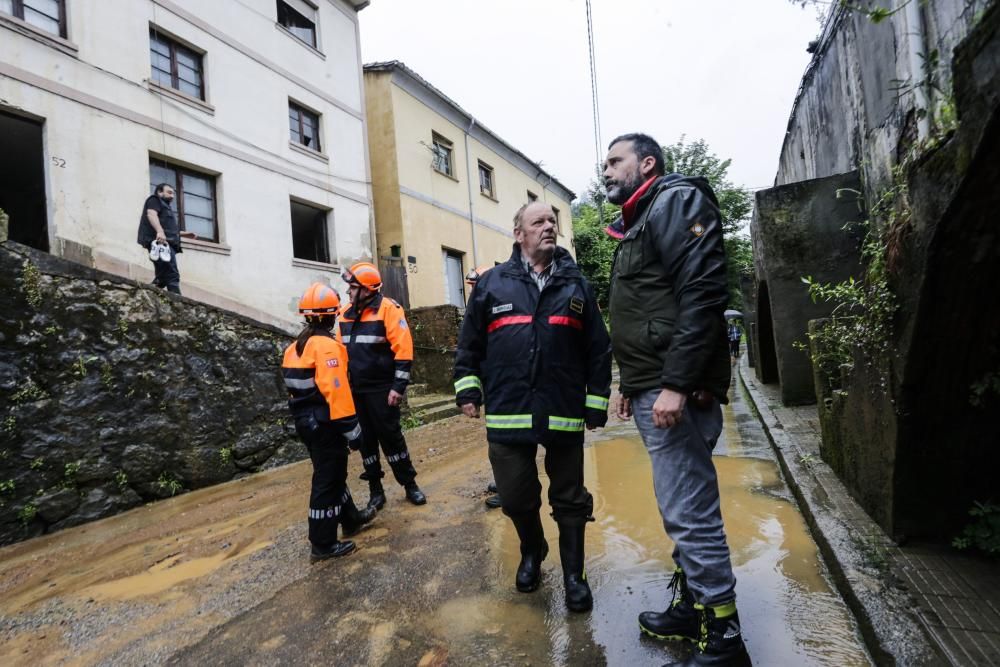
[512,202,531,229]
[512,201,554,229]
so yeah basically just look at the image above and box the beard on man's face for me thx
[605,168,644,205]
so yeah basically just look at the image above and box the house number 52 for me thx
[51,157,67,168]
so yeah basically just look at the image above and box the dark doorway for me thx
[755,281,780,384]
[0,111,48,251]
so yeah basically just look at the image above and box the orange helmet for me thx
[465,265,493,286]
[342,261,382,290]
[298,282,341,316]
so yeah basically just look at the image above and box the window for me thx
[149,29,205,100]
[1,0,66,37]
[276,0,317,49]
[552,206,562,235]
[526,190,538,202]
[478,161,495,199]
[290,200,330,264]
[431,132,454,177]
[289,101,321,152]
[149,159,218,241]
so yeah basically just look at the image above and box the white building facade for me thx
[0,0,373,329]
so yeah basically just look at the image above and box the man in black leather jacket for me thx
[605,133,750,667]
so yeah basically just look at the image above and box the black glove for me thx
[585,408,608,430]
[347,436,361,452]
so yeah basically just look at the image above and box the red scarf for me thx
[621,177,658,231]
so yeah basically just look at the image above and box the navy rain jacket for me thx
[454,244,612,446]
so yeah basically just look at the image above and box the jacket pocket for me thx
[647,318,673,351]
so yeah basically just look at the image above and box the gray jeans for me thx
[632,388,736,606]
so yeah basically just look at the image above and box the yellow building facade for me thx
[364,61,575,309]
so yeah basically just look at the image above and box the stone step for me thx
[406,402,461,427]
[407,383,429,397]
[407,395,454,412]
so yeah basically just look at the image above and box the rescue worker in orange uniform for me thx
[466,265,502,511]
[338,262,426,509]
[282,283,376,560]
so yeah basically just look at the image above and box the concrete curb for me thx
[737,358,945,666]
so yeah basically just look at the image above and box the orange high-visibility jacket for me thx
[281,335,360,438]
[337,293,414,394]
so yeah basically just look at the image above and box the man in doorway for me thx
[604,133,750,666]
[338,262,427,510]
[454,202,612,612]
[137,184,195,295]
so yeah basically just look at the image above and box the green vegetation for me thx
[12,379,47,403]
[401,412,424,431]
[156,472,183,497]
[114,470,129,492]
[101,361,115,389]
[572,136,753,311]
[20,261,43,308]
[1,416,13,433]
[219,447,233,466]
[953,501,1000,556]
[29,457,45,471]
[798,183,903,392]
[18,503,38,525]
[63,461,80,487]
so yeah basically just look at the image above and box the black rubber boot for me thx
[558,523,593,612]
[341,497,377,537]
[367,480,386,511]
[310,540,355,561]
[404,483,427,505]
[484,493,503,509]
[665,603,752,666]
[638,568,699,642]
[510,513,548,592]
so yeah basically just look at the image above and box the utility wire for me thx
[585,0,604,218]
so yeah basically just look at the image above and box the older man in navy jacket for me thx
[454,201,612,613]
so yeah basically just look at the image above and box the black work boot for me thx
[484,493,503,509]
[404,483,427,505]
[367,480,386,511]
[310,540,355,562]
[638,567,699,642]
[666,603,751,666]
[558,523,593,612]
[510,513,548,592]
[341,498,377,537]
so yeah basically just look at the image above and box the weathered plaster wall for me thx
[0,240,300,546]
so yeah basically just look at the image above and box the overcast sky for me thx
[359,0,823,199]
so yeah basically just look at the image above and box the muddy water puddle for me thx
[433,398,872,666]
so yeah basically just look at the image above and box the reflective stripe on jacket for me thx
[337,293,414,394]
[281,334,360,438]
[454,244,612,446]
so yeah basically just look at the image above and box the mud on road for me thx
[0,416,500,665]
[1,381,872,666]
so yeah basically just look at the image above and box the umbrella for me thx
[724,309,743,319]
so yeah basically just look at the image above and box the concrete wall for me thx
[754,0,1000,538]
[0,0,372,332]
[364,64,575,309]
[751,171,865,404]
[775,0,991,193]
